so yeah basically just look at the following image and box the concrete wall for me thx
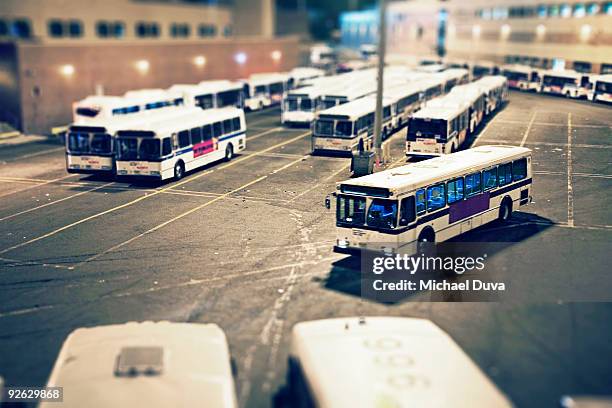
[0,43,20,130]
[233,0,275,37]
[12,36,300,134]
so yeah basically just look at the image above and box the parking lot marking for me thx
[0,182,115,222]
[520,111,537,147]
[73,154,309,268]
[0,131,309,256]
[567,113,574,228]
[0,174,76,199]
[3,146,64,162]
[496,119,612,129]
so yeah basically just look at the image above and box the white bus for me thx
[312,94,395,154]
[501,64,541,91]
[332,145,532,255]
[448,84,487,133]
[169,80,244,110]
[242,73,290,111]
[473,76,509,115]
[434,68,470,93]
[65,108,190,175]
[406,100,471,157]
[72,91,183,124]
[115,107,246,180]
[288,67,326,88]
[375,83,425,129]
[288,317,513,408]
[589,74,612,103]
[40,322,237,408]
[317,82,377,111]
[538,70,591,98]
[471,61,500,79]
[282,86,325,126]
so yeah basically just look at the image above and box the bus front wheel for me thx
[174,161,185,180]
[499,198,513,222]
[225,144,234,161]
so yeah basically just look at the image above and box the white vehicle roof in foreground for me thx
[475,75,508,87]
[340,145,531,194]
[291,317,512,408]
[594,74,612,83]
[121,107,242,136]
[290,67,326,79]
[69,107,191,132]
[41,321,236,408]
[411,103,467,121]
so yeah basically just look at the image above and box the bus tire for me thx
[225,144,234,161]
[174,161,185,180]
[417,228,436,256]
[499,197,513,222]
[258,102,264,110]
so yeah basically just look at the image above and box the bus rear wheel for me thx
[417,228,436,256]
[174,161,185,180]
[499,198,513,222]
[225,144,234,161]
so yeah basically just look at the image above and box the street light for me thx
[271,50,282,62]
[234,52,247,65]
[135,60,149,74]
[60,64,75,77]
[193,55,207,67]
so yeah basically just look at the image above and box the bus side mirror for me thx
[325,195,331,210]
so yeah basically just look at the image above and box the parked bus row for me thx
[406,76,508,158]
[66,106,246,181]
[39,316,512,407]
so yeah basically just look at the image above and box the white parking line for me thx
[520,111,537,147]
[567,113,574,228]
[0,174,77,200]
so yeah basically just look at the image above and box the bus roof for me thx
[291,317,512,408]
[69,107,192,132]
[317,95,388,119]
[169,81,242,96]
[593,74,612,83]
[74,95,127,108]
[542,69,584,79]
[41,321,236,408]
[412,102,468,121]
[119,107,243,136]
[501,64,537,74]
[339,145,531,195]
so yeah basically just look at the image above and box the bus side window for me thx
[162,137,172,156]
[447,177,464,204]
[483,167,497,191]
[190,127,202,145]
[512,158,527,181]
[465,172,482,197]
[223,119,232,134]
[415,189,426,215]
[232,117,241,132]
[213,122,223,138]
[399,196,416,226]
[426,184,446,212]
[498,163,513,186]
[178,130,191,148]
[202,125,212,141]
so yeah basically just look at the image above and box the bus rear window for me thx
[300,98,313,111]
[196,94,214,109]
[269,82,284,94]
[513,158,527,181]
[286,98,298,111]
[76,107,101,118]
[337,195,366,226]
[408,118,447,140]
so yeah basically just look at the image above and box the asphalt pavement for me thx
[0,91,611,407]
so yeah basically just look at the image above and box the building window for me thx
[223,25,232,37]
[198,24,217,37]
[12,19,31,38]
[548,4,560,17]
[97,21,124,38]
[68,20,82,37]
[604,2,612,14]
[586,3,600,14]
[136,22,160,38]
[0,20,8,36]
[48,19,64,37]
[560,4,572,17]
[537,5,548,17]
[170,23,190,38]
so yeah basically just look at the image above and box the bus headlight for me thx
[337,239,349,248]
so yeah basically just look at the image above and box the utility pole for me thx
[372,0,387,167]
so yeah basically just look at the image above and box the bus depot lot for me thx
[0,92,611,407]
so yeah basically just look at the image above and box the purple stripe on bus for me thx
[449,192,491,224]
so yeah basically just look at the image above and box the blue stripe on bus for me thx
[175,130,246,156]
[336,178,532,235]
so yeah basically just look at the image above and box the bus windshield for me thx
[408,118,447,139]
[367,199,398,229]
[320,99,336,110]
[315,120,333,136]
[68,132,90,153]
[139,139,161,160]
[335,121,353,137]
[270,82,284,95]
[116,138,138,161]
[217,89,241,108]
[543,75,577,87]
[596,81,612,93]
[285,98,299,111]
[337,195,366,226]
[90,134,112,154]
[300,98,313,111]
